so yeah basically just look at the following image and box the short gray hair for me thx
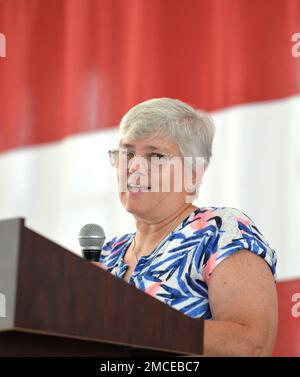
[119,97,215,168]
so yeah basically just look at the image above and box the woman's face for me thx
[116,136,197,220]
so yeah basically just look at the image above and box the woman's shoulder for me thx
[191,206,254,228]
[190,206,257,231]
[189,206,277,281]
[195,205,253,218]
[187,205,274,252]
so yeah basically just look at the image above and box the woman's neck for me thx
[133,204,198,253]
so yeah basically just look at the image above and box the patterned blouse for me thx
[99,207,277,319]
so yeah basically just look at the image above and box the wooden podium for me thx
[0,218,203,356]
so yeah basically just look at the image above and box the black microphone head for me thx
[78,223,106,261]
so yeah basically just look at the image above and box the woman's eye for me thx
[150,153,165,159]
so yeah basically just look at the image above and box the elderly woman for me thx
[97,98,277,356]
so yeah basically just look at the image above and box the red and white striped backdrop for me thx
[0,0,300,355]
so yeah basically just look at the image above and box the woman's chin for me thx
[124,203,147,216]
[121,192,152,215]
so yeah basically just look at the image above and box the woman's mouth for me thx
[127,183,151,192]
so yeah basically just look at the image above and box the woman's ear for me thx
[184,157,206,194]
[184,164,205,203]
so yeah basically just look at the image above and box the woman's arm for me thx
[204,250,278,356]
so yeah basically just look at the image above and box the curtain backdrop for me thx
[0,0,300,282]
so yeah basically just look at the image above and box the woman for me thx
[96,98,277,356]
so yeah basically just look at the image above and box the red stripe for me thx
[273,279,300,356]
[0,0,300,152]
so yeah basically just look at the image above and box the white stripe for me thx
[0,95,299,280]
[200,95,300,279]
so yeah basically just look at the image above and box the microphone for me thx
[78,223,106,262]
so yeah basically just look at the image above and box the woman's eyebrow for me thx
[119,143,133,148]
[119,143,165,151]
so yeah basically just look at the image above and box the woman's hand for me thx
[91,262,108,270]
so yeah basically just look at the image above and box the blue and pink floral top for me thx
[99,207,277,319]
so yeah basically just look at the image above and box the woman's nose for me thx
[128,156,148,174]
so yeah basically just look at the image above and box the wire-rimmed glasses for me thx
[108,148,175,169]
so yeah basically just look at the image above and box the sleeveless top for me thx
[99,206,277,319]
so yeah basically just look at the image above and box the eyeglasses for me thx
[108,148,175,169]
